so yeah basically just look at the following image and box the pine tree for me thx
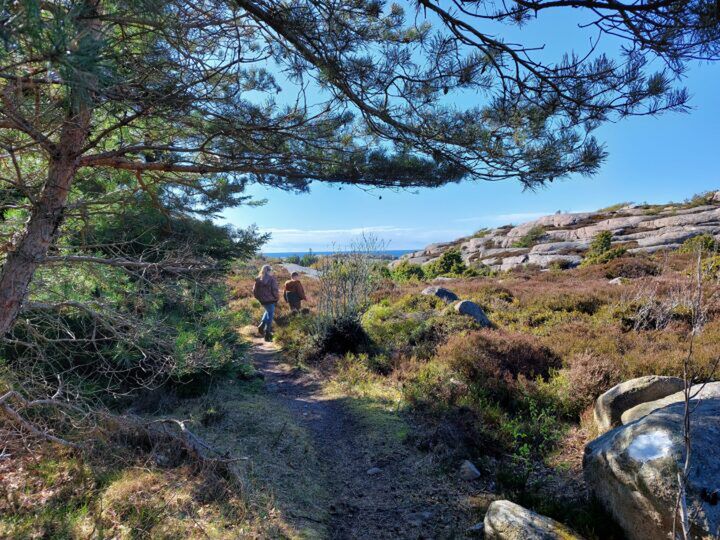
[1,0,718,335]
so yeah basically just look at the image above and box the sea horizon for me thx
[262,248,417,259]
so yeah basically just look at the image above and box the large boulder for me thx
[454,300,491,327]
[594,375,685,433]
[420,286,458,303]
[584,399,720,540]
[621,381,720,425]
[484,500,584,540]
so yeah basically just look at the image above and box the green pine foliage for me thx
[512,227,546,248]
[581,231,626,266]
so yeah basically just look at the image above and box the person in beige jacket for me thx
[253,265,279,341]
[283,272,307,311]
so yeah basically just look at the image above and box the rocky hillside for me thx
[394,190,720,271]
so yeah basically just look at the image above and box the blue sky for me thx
[222,5,720,253]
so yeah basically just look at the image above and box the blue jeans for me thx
[260,303,276,332]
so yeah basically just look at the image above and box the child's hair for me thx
[257,264,272,279]
[291,272,299,278]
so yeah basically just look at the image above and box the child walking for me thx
[253,264,279,341]
[283,271,307,312]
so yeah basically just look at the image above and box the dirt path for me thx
[249,337,479,539]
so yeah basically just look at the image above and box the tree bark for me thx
[0,116,89,336]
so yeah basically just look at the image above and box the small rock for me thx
[459,460,481,481]
[455,300,491,327]
[406,510,434,527]
[421,285,459,303]
[608,277,623,285]
[366,467,382,475]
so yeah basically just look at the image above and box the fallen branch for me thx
[0,390,82,449]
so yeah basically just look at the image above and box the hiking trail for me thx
[247,336,479,539]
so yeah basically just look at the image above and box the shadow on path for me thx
[249,338,477,539]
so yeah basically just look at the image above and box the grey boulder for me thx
[454,300,491,327]
[584,399,720,540]
[484,500,584,539]
[621,381,720,425]
[594,375,685,433]
[421,286,458,303]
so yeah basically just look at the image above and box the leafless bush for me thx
[315,234,387,321]
[623,278,697,331]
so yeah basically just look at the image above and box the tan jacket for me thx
[283,279,306,301]
[253,275,279,304]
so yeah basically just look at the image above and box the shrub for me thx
[316,236,384,320]
[299,250,319,266]
[589,230,612,254]
[423,249,467,278]
[562,351,621,417]
[472,228,491,238]
[679,234,718,254]
[684,191,717,208]
[361,295,478,359]
[313,314,374,357]
[536,293,602,315]
[581,231,626,266]
[437,329,560,403]
[390,260,425,282]
[511,226,546,248]
[604,257,660,279]
[598,202,631,213]
[703,255,720,281]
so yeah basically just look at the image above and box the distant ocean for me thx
[263,249,417,259]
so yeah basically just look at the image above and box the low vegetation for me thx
[511,226,546,248]
[268,246,719,539]
[581,231,627,266]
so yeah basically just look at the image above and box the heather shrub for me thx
[492,293,604,331]
[362,297,480,359]
[469,284,515,309]
[394,293,446,312]
[403,359,468,410]
[437,329,560,404]
[536,293,602,315]
[562,351,621,417]
[604,257,660,279]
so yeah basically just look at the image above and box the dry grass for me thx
[0,378,329,539]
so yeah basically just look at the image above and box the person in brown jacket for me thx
[253,264,279,341]
[283,272,307,312]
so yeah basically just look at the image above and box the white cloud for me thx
[261,225,467,252]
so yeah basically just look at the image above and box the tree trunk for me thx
[0,119,89,336]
